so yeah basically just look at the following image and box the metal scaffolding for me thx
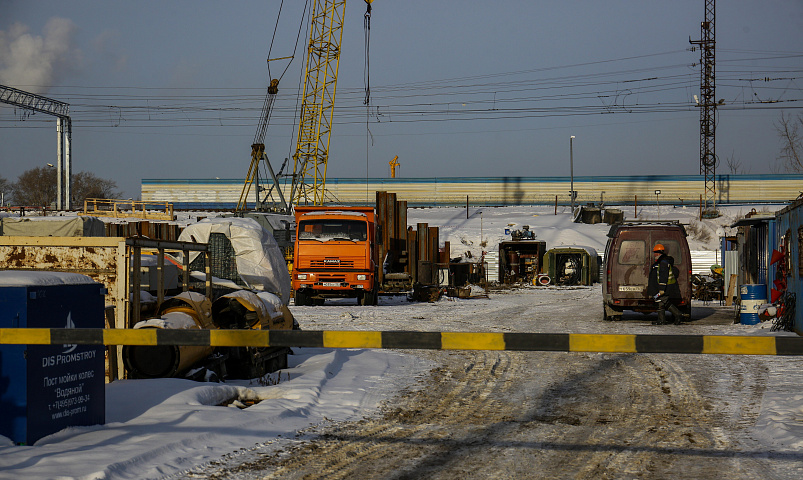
[0,84,72,210]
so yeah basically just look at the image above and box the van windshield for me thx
[298,219,368,242]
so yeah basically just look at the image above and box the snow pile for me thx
[754,394,803,449]
[0,349,432,479]
[0,271,98,286]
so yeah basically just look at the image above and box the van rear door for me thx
[610,230,650,299]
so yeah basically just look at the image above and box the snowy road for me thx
[192,287,803,479]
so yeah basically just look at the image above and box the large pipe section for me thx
[123,290,293,380]
[122,292,214,379]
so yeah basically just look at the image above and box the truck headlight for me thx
[357,274,367,281]
[297,274,308,280]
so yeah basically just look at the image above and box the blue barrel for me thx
[739,284,766,325]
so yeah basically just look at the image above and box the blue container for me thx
[739,284,766,325]
[0,272,106,445]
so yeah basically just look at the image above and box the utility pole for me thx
[570,135,575,214]
[690,0,718,218]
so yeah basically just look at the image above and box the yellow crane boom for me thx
[289,0,348,206]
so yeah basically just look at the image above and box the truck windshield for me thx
[298,219,368,242]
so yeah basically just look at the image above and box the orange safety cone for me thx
[771,288,782,303]
[770,249,785,265]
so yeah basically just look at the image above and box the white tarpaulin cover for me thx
[177,218,291,304]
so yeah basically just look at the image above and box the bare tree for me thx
[11,167,57,207]
[71,172,121,206]
[724,150,749,174]
[775,112,803,173]
[11,168,120,207]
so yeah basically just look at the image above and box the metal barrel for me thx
[739,284,766,325]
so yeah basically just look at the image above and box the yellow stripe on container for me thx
[104,329,158,346]
[323,331,382,349]
[210,330,268,347]
[0,328,50,345]
[702,336,777,355]
[441,332,505,350]
[570,334,637,353]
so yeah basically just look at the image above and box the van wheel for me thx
[603,304,622,321]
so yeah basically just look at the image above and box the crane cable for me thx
[254,0,309,146]
[363,1,372,106]
[364,1,373,201]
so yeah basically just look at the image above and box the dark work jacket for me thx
[647,253,681,299]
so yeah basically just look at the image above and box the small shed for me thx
[542,245,600,286]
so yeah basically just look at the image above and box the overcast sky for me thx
[1,0,802,199]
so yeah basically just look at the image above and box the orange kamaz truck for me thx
[292,206,379,306]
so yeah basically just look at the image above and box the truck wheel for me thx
[357,290,376,306]
[294,289,309,306]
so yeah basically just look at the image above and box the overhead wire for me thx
[3,50,802,132]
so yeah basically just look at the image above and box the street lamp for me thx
[570,135,576,214]
[655,189,661,218]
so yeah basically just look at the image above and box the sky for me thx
[1,0,802,199]
[1,204,802,479]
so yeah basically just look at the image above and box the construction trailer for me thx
[542,246,600,286]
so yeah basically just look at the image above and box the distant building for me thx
[142,174,803,209]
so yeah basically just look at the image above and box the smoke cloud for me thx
[0,18,83,94]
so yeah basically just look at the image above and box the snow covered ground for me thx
[1,203,800,479]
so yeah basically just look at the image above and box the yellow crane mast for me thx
[290,0,372,206]
[238,0,371,211]
[289,0,347,206]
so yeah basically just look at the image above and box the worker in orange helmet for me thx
[647,243,685,325]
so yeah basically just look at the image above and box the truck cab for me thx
[292,207,378,306]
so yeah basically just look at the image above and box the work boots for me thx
[668,304,684,325]
[652,310,667,325]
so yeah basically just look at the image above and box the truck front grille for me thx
[310,259,355,268]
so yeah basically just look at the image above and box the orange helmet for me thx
[653,244,665,253]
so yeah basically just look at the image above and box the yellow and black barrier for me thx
[1,328,803,356]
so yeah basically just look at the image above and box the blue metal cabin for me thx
[775,197,803,335]
[731,213,779,305]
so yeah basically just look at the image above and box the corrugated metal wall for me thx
[775,198,803,335]
[142,174,803,208]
